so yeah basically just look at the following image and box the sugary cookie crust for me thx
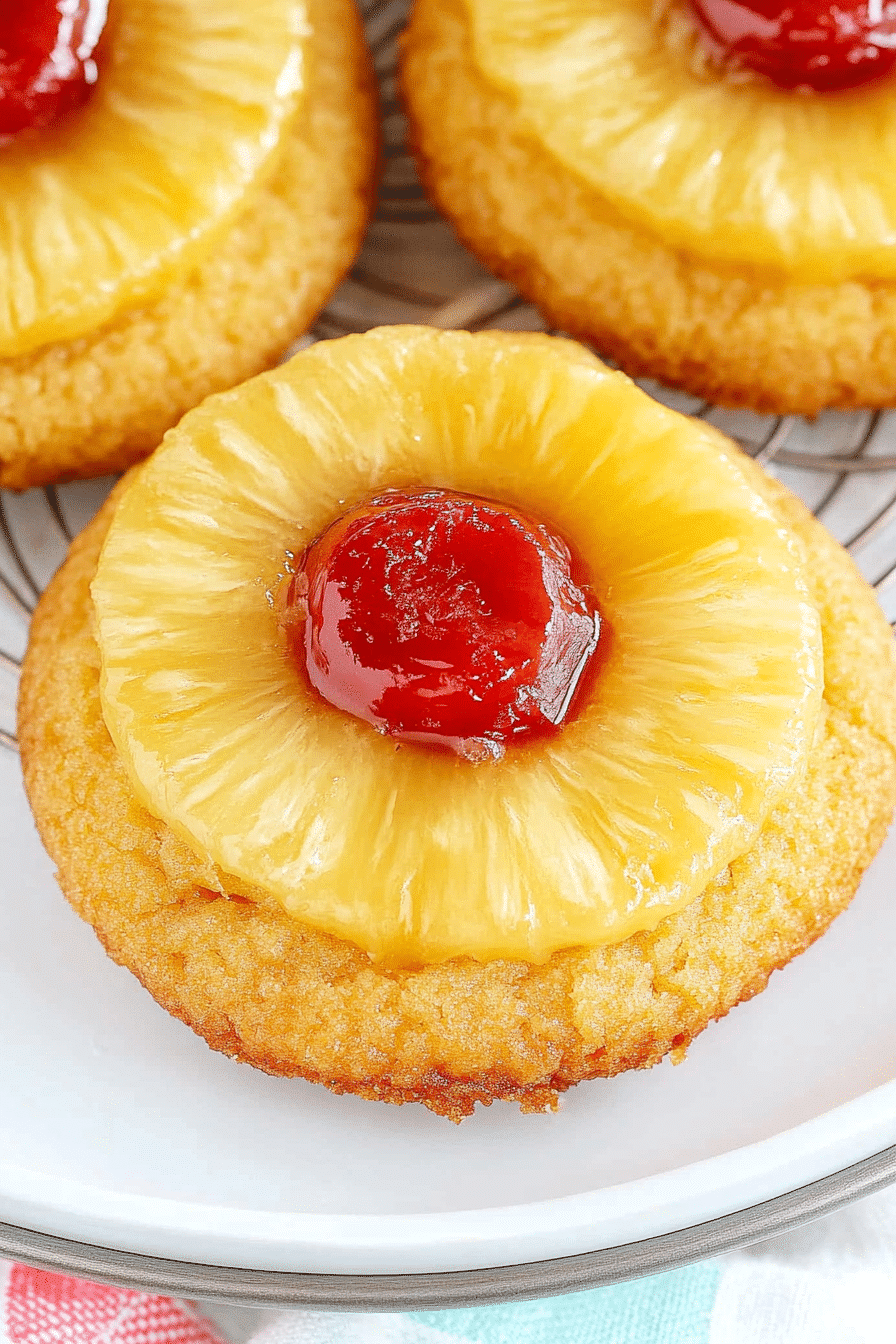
[18,452,896,1120]
[0,0,377,492]
[402,0,896,415]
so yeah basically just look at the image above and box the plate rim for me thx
[3,1068,896,1279]
[3,0,896,1314]
[2,1143,896,1310]
[2,807,895,1285]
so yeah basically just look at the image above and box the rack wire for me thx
[1,0,895,750]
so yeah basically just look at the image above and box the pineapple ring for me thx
[91,327,823,966]
[0,0,307,359]
[19,454,896,1118]
[465,0,896,283]
[403,0,896,413]
[0,0,376,491]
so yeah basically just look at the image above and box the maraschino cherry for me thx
[0,0,108,136]
[690,0,896,91]
[286,488,601,759]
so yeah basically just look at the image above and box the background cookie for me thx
[402,0,896,415]
[18,446,896,1120]
[0,0,377,491]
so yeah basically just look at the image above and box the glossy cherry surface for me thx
[690,0,896,91]
[288,489,600,758]
[0,0,108,136]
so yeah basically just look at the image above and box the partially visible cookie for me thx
[19,393,896,1119]
[402,0,896,414]
[0,0,377,490]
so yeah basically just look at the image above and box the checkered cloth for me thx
[0,1261,225,1344]
[4,1183,896,1344]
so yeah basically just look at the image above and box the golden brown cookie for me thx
[0,0,377,491]
[402,0,896,415]
[19,441,896,1120]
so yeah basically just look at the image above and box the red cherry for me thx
[0,0,108,136]
[287,489,601,758]
[690,0,896,91]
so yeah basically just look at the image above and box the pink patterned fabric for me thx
[0,1262,225,1344]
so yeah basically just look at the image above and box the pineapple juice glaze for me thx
[91,328,824,967]
[465,0,896,281]
[0,0,308,357]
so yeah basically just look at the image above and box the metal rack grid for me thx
[1,0,895,750]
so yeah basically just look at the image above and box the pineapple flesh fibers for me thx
[467,0,896,282]
[0,0,307,358]
[91,328,823,966]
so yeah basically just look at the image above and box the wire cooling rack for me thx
[1,0,896,750]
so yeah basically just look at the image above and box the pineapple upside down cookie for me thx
[0,0,377,491]
[402,0,896,415]
[18,327,896,1120]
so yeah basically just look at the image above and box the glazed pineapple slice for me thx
[467,0,896,282]
[92,328,822,966]
[0,0,307,358]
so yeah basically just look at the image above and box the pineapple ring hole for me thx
[0,0,108,136]
[285,486,601,759]
[689,0,896,92]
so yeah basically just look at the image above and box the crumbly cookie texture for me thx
[402,0,896,415]
[0,0,377,492]
[18,454,896,1120]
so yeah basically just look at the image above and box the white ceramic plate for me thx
[0,473,895,1306]
[0,716,895,1303]
[1,413,895,1314]
[1,0,896,1304]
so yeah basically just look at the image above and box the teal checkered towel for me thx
[232,1184,896,1344]
[4,1185,896,1344]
